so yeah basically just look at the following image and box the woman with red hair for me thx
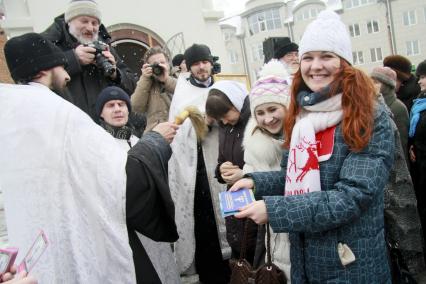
[230,10,394,283]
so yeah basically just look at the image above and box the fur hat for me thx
[370,66,397,89]
[383,55,412,82]
[249,59,291,116]
[4,33,67,83]
[64,0,101,23]
[273,37,298,59]
[184,44,213,69]
[172,54,185,67]
[299,10,353,65]
[416,60,426,77]
[95,86,131,119]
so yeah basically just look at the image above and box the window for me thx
[406,40,420,56]
[370,47,382,62]
[248,8,282,35]
[424,7,426,23]
[348,24,360,37]
[403,10,416,26]
[367,20,379,33]
[345,0,375,9]
[296,8,322,21]
[223,31,233,41]
[251,43,264,62]
[228,50,239,64]
[352,51,364,65]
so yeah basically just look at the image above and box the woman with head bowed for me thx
[230,10,394,283]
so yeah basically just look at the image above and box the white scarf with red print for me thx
[284,94,343,196]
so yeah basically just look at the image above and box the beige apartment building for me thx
[221,0,426,84]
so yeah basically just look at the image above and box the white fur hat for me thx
[299,10,353,65]
[249,60,291,116]
[65,0,101,23]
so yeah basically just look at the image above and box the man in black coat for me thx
[41,0,137,120]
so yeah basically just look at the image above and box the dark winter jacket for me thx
[378,96,425,277]
[41,14,137,120]
[382,87,410,164]
[126,131,178,284]
[214,96,251,183]
[213,97,258,264]
[397,75,421,112]
[249,104,394,283]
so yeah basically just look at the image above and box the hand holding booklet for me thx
[219,188,255,217]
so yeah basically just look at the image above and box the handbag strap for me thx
[239,220,273,266]
[239,218,249,260]
[265,222,272,266]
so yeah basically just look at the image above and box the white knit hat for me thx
[249,60,291,116]
[299,10,353,65]
[64,0,101,23]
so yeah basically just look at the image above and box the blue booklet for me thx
[219,188,255,217]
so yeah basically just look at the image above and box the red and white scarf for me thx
[284,94,343,196]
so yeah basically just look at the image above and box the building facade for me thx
[0,0,230,78]
[222,0,426,83]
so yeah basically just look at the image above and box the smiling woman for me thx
[230,10,395,283]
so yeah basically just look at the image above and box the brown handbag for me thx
[229,220,287,284]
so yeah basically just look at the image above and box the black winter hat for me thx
[95,86,131,119]
[4,33,67,83]
[184,44,213,68]
[416,60,426,77]
[383,55,412,82]
[273,37,298,59]
[172,54,185,67]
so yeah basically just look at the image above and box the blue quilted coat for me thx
[249,105,394,283]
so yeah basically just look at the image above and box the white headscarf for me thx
[210,80,248,111]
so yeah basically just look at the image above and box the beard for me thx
[68,24,98,44]
[192,68,211,82]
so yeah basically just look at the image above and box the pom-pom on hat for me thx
[4,33,67,83]
[416,60,426,78]
[184,44,213,69]
[370,66,397,89]
[383,55,412,82]
[64,0,101,23]
[299,10,353,65]
[249,59,291,116]
[95,86,131,119]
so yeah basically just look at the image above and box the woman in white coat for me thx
[242,60,292,281]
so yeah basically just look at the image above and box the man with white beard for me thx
[41,0,136,120]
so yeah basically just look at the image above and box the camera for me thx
[85,41,116,77]
[149,63,164,76]
[212,56,221,74]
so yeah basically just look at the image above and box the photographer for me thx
[41,0,137,120]
[131,47,177,132]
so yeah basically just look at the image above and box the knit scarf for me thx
[409,96,426,138]
[284,93,343,196]
[100,120,133,141]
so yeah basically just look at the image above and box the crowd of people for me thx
[0,0,426,283]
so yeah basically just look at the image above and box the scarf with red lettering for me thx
[284,93,343,196]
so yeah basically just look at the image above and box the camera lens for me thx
[151,64,163,76]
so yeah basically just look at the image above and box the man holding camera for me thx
[41,0,136,120]
[131,47,177,132]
